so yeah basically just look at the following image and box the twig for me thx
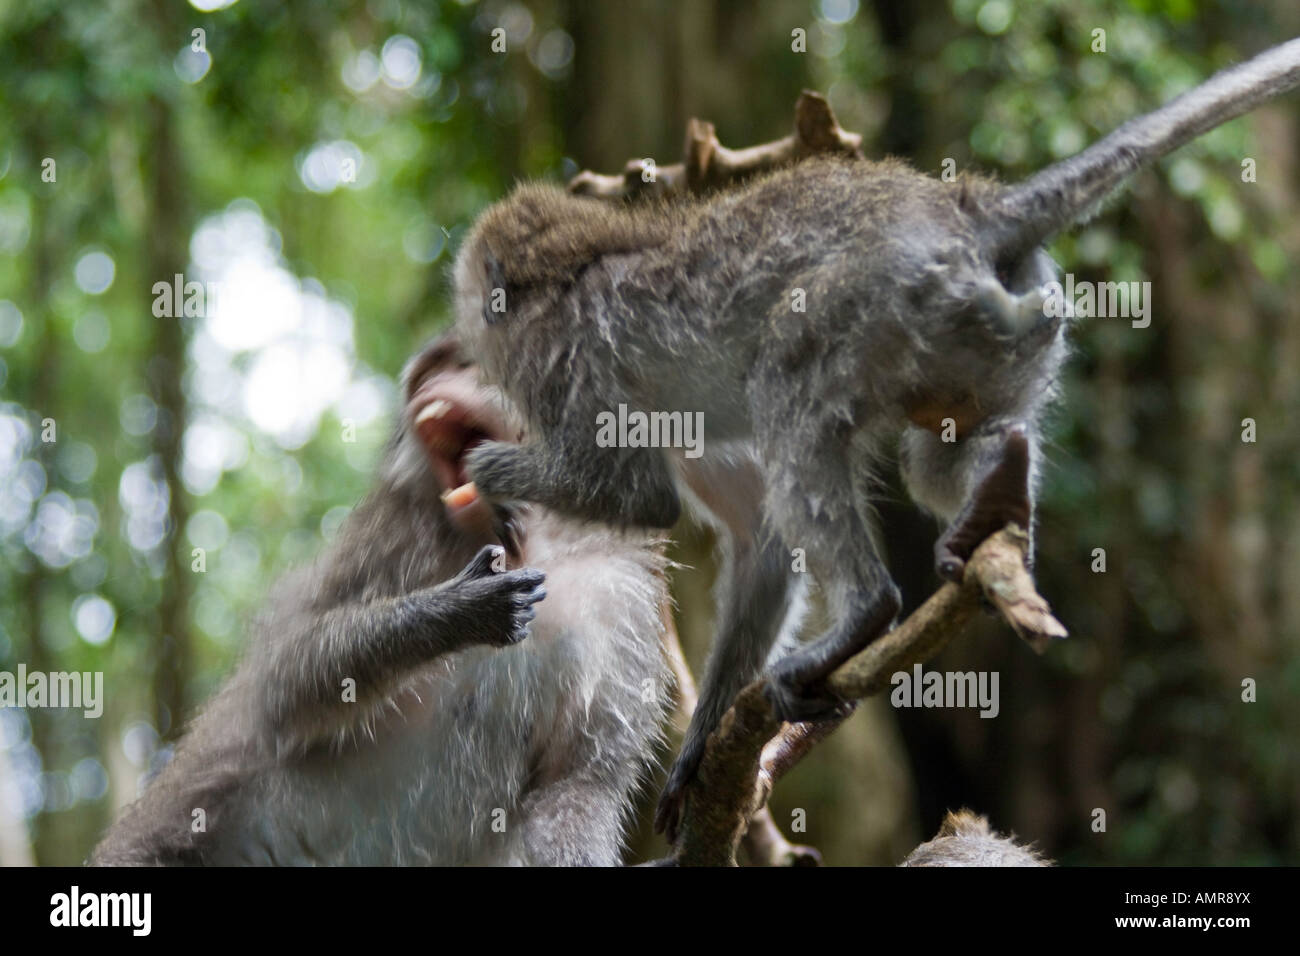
[567,91,864,201]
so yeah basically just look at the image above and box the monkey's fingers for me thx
[763,589,895,723]
[500,572,547,644]
[458,544,508,579]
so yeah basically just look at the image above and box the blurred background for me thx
[0,0,1297,866]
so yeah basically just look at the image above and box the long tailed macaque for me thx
[92,334,672,866]
[450,40,1300,826]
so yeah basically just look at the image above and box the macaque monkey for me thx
[450,39,1300,828]
[92,334,672,866]
[899,810,1048,867]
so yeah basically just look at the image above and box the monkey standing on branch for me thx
[92,334,672,866]
[450,40,1300,830]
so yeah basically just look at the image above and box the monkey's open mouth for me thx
[413,398,495,495]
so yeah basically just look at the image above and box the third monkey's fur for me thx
[900,810,1048,867]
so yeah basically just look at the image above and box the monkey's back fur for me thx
[457,153,1063,519]
[92,423,672,866]
[459,157,1055,465]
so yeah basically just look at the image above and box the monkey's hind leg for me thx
[759,441,901,723]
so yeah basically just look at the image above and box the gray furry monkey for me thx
[899,810,1048,867]
[451,41,1300,831]
[92,333,671,866]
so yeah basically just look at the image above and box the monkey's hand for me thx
[442,480,527,560]
[934,424,1031,583]
[465,440,533,502]
[440,544,547,647]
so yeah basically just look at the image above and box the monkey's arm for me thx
[252,545,546,753]
[468,437,683,529]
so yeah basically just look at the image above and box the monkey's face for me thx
[403,335,518,536]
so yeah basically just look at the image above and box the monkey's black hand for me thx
[445,545,547,647]
[934,424,1031,583]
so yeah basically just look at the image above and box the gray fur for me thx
[900,810,1048,867]
[91,341,671,866]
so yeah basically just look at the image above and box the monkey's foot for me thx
[655,741,706,842]
[782,843,823,867]
[763,583,899,722]
[934,425,1031,583]
[762,663,856,724]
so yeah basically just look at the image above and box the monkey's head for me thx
[393,333,521,540]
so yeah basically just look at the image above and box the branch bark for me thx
[567,91,864,201]
[672,525,1066,866]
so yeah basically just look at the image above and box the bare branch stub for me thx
[567,91,864,201]
[754,706,853,809]
[671,525,1067,866]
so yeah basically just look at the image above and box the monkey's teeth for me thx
[443,483,479,509]
[416,400,453,425]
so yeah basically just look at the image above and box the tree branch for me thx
[671,525,1066,866]
[567,91,864,201]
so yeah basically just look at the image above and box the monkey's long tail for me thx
[991,36,1300,259]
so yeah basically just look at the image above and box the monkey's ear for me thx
[401,335,461,399]
[482,251,509,326]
